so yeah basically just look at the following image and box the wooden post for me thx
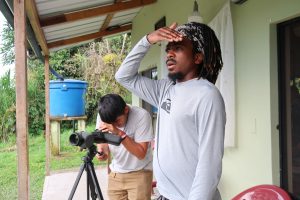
[78,119,86,131]
[14,0,29,199]
[50,121,60,155]
[50,116,86,155]
[44,55,50,175]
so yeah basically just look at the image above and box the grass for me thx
[0,124,106,200]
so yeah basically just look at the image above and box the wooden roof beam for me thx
[26,0,49,55]
[99,0,123,31]
[100,14,114,31]
[47,24,132,49]
[40,0,156,27]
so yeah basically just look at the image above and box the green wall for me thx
[220,0,300,198]
[131,0,300,199]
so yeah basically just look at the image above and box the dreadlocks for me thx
[175,22,223,84]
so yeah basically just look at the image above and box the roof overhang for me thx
[1,0,157,57]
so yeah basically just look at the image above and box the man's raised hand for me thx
[146,22,183,44]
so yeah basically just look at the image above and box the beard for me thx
[168,72,184,83]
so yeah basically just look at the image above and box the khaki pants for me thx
[107,170,153,200]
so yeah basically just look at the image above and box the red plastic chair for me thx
[232,184,291,200]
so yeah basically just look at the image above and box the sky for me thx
[0,12,14,78]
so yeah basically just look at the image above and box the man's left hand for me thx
[100,122,121,135]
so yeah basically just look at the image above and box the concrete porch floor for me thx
[42,166,108,200]
[42,166,160,200]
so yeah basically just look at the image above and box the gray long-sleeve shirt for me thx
[115,36,226,200]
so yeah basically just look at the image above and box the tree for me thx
[49,47,84,80]
[27,59,46,135]
[0,70,16,141]
[0,22,14,66]
[75,34,132,122]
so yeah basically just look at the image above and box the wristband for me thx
[119,131,127,140]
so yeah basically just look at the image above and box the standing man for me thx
[115,22,226,200]
[96,94,153,200]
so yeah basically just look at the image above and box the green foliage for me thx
[27,60,46,135]
[0,22,14,65]
[0,125,106,200]
[106,34,132,56]
[0,71,16,141]
[77,34,132,122]
[49,48,84,80]
[0,60,46,137]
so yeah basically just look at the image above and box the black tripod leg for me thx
[87,170,97,200]
[87,166,97,200]
[87,163,104,200]
[68,163,86,200]
[86,167,90,200]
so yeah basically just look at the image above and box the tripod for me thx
[68,145,104,200]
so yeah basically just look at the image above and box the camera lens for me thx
[69,133,82,146]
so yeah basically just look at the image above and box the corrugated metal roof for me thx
[28,0,156,53]
[109,8,140,26]
[36,0,114,18]
[44,16,107,42]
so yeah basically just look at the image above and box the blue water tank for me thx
[50,79,88,117]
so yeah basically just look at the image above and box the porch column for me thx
[14,0,29,199]
[45,55,51,175]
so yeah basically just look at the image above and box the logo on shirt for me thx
[161,98,171,114]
